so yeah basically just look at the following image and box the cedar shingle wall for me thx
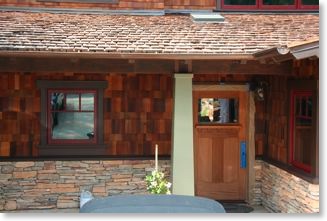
[0,0,215,9]
[0,73,173,158]
[265,59,319,163]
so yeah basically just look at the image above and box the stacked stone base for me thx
[257,160,319,213]
[0,160,170,211]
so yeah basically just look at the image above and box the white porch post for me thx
[171,73,194,196]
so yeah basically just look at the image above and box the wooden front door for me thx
[194,89,248,200]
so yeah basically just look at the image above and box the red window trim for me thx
[289,90,312,173]
[298,0,319,10]
[221,0,259,10]
[221,0,318,10]
[47,89,98,145]
[259,0,297,10]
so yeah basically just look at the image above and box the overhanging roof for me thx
[254,38,319,61]
[0,10,319,57]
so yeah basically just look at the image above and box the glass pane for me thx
[51,112,94,140]
[308,96,312,117]
[198,98,238,123]
[81,93,95,111]
[224,0,256,5]
[301,0,318,5]
[66,94,79,111]
[263,0,294,5]
[294,127,312,165]
[301,97,307,116]
[51,93,65,111]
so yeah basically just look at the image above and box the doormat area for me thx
[220,202,254,213]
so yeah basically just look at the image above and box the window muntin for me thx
[290,90,313,173]
[48,90,96,144]
[198,98,239,124]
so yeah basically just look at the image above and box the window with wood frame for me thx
[49,90,97,144]
[221,0,318,10]
[288,79,318,179]
[37,80,107,156]
[289,90,315,173]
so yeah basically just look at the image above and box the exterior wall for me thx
[0,0,216,10]
[0,159,171,211]
[265,59,319,163]
[0,73,172,158]
[253,160,319,213]
[250,160,262,206]
[0,0,165,10]
[164,0,216,10]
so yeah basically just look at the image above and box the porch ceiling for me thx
[0,11,319,57]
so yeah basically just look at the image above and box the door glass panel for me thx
[81,93,95,111]
[224,0,256,5]
[66,94,79,111]
[198,98,239,123]
[263,0,294,5]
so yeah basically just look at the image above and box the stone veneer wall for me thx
[249,160,263,206]
[258,160,319,213]
[0,160,171,211]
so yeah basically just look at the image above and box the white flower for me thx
[166,182,172,189]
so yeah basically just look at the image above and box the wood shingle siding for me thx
[0,73,173,158]
[0,0,216,9]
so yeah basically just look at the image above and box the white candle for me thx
[155,144,158,171]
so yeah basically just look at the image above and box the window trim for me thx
[37,80,107,156]
[221,0,318,10]
[287,80,318,177]
[289,90,313,173]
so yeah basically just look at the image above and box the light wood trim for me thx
[193,84,250,91]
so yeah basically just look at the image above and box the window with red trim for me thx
[221,0,318,10]
[289,90,314,173]
[48,90,97,144]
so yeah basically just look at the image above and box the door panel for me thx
[194,90,247,201]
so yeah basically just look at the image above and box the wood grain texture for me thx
[0,73,173,158]
[0,0,215,9]
[193,90,247,200]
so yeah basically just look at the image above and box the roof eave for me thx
[0,51,255,60]
[254,39,319,62]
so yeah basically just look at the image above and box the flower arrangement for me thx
[145,170,171,194]
[145,144,172,195]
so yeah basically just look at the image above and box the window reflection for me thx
[49,91,95,141]
[198,98,238,124]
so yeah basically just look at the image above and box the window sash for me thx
[289,90,313,173]
[221,0,318,10]
[48,90,97,144]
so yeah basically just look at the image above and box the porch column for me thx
[171,73,194,196]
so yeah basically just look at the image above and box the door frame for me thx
[192,84,255,203]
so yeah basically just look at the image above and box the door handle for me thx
[240,141,247,169]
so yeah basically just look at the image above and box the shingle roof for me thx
[0,11,319,56]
